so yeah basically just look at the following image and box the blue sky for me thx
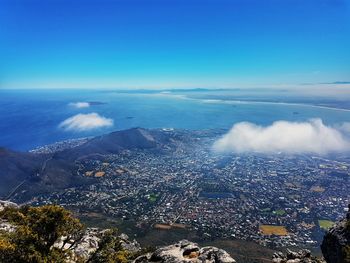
[0,0,349,89]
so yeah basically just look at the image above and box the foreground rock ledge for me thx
[133,240,236,263]
[272,249,325,263]
[321,205,350,263]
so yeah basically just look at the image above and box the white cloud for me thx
[338,122,350,133]
[69,102,90,108]
[213,119,350,155]
[59,113,113,131]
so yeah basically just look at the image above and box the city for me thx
[28,129,350,249]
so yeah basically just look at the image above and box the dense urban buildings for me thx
[29,129,350,249]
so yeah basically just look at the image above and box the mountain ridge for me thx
[0,128,169,201]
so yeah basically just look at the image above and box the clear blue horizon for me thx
[1,0,350,89]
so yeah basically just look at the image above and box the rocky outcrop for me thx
[272,249,325,263]
[54,228,141,261]
[119,233,141,253]
[2,200,350,263]
[0,200,18,233]
[0,200,18,211]
[133,239,236,263]
[0,220,16,233]
[71,228,102,259]
[321,205,350,263]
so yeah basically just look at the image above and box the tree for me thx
[0,205,149,262]
[0,205,84,262]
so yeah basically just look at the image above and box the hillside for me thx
[0,128,174,201]
[0,148,45,199]
[56,128,160,160]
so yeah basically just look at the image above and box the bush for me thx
[0,205,149,262]
[0,205,84,262]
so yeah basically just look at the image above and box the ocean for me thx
[1,89,350,151]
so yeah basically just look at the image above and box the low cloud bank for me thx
[59,113,113,131]
[213,119,350,155]
[69,102,90,108]
[338,122,350,133]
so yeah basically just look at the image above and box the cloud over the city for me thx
[59,113,113,131]
[213,119,350,155]
[338,122,350,133]
[69,102,90,108]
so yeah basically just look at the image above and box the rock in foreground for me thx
[133,239,236,263]
[272,249,325,263]
[0,200,18,211]
[321,205,350,263]
[55,228,141,261]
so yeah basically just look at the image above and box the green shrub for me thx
[0,205,84,262]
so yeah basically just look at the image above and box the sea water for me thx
[1,89,349,151]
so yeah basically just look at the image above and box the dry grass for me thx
[94,171,106,177]
[259,225,288,236]
[154,224,172,230]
